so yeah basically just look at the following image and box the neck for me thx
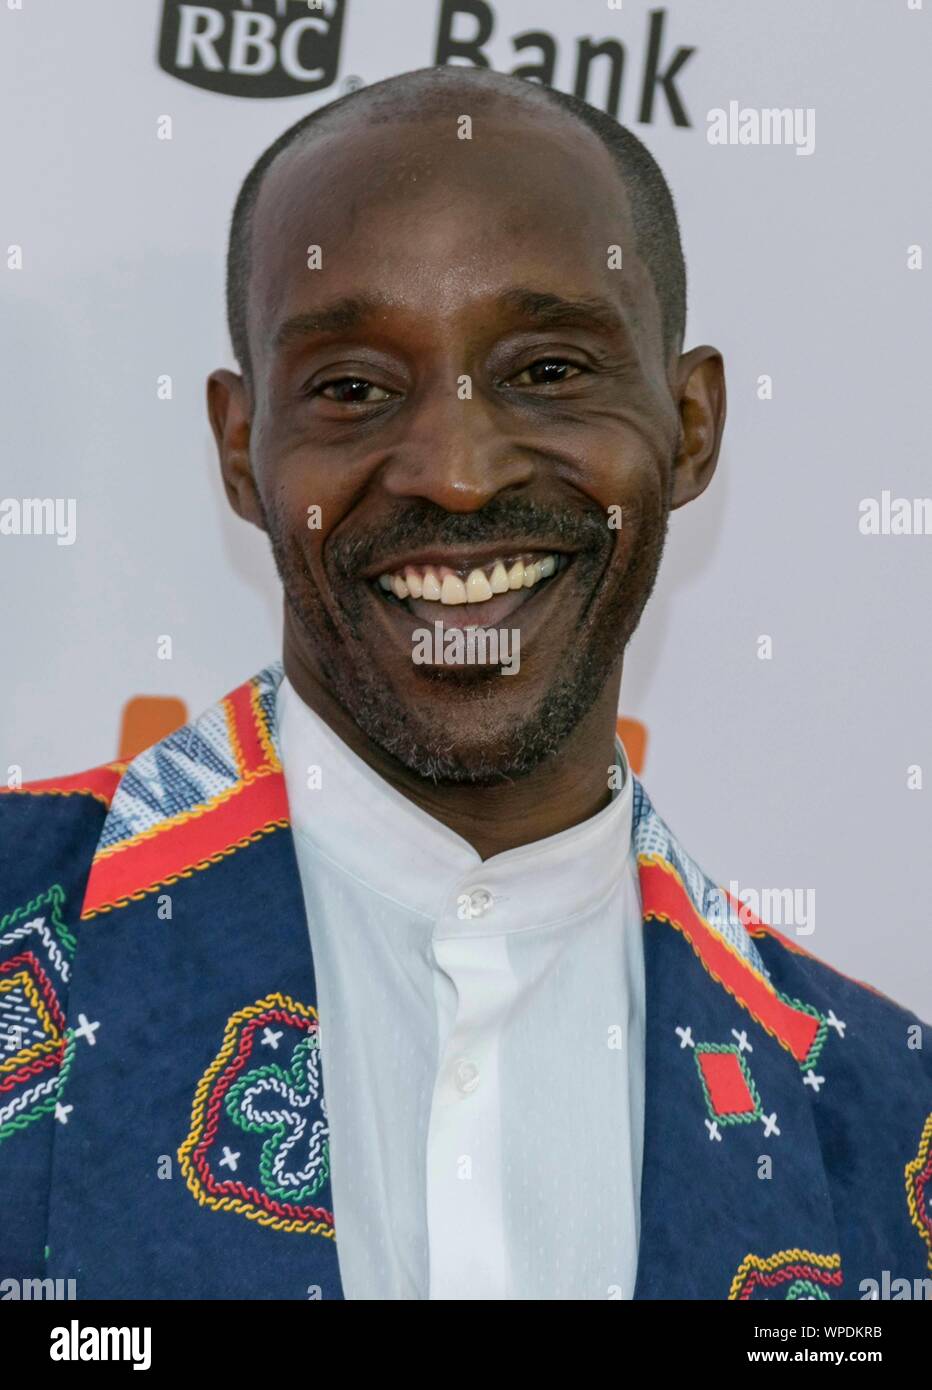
[281,618,623,861]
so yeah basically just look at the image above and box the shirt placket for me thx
[425,878,513,1300]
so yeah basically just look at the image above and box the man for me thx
[2,67,929,1302]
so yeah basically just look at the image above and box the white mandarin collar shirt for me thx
[277,674,645,1300]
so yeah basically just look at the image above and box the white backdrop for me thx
[1,0,930,1015]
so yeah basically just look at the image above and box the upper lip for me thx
[361,543,575,580]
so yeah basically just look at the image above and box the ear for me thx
[206,369,266,531]
[669,346,726,510]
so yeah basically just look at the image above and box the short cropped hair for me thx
[225,67,687,389]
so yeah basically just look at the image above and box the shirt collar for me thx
[277,676,634,933]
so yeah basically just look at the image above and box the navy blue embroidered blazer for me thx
[1,662,930,1300]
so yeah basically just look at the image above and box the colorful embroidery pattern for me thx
[676,1025,780,1142]
[729,1249,842,1300]
[0,886,76,1144]
[81,665,288,918]
[642,853,834,1076]
[785,1279,831,1300]
[694,1043,762,1126]
[905,1111,932,1270]
[178,993,334,1238]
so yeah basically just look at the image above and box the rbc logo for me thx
[157,0,346,98]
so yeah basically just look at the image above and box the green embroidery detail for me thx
[777,991,829,1072]
[0,1030,76,1143]
[786,1279,831,1300]
[0,884,75,957]
[225,1035,330,1201]
[46,885,77,956]
[694,1042,763,1125]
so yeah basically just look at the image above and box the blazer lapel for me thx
[630,780,844,1300]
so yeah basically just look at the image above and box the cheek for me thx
[579,438,669,537]
[583,452,669,596]
[548,412,669,506]
[270,465,347,562]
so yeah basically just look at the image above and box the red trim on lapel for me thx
[638,854,822,1065]
[81,771,289,918]
[80,672,290,919]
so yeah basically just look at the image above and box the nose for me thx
[378,378,535,513]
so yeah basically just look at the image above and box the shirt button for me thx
[464,887,494,918]
[453,1059,480,1094]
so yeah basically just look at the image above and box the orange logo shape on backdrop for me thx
[118,697,189,762]
[117,699,648,775]
[618,717,647,776]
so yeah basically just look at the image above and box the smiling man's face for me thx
[212,86,722,785]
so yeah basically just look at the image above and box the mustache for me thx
[327,497,612,579]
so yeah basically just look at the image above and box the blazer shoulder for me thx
[0,758,124,863]
[0,760,125,928]
[632,779,930,1082]
[0,659,274,916]
[745,915,932,1121]
[749,918,929,1031]
[0,760,126,808]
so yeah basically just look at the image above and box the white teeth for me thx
[422,568,442,601]
[379,553,561,606]
[441,573,468,605]
[405,568,423,599]
[489,561,509,593]
[466,568,493,602]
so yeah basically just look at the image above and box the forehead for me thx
[247,99,660,364]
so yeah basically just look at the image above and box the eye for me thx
[311,377,394,404]
[508,358,586,387]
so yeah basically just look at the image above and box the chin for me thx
[337,662,603,787]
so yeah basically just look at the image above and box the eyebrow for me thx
[272,296,380,349]
[270,287,626,352]
[497,288,626,337]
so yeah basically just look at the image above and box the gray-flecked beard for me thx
[261,494,670,786]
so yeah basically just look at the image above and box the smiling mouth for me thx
[370,551,572,628]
